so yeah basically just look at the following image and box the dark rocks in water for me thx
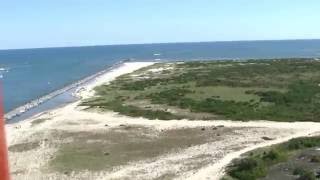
[119,124,125,127]
[124,126,132,130]
[217,125,224,128]
[104,124,109,127]
[261,136,274,141]
[201,127,205,131]
[104,152,110,156]
[217,133,221,136]
[64,171,70,175]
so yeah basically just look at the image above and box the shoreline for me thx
[7,57,320,122]
[6,60,320,179]
[5,61,156,146]
[4,60,139,122]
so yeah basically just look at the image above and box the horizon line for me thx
[1,38,320,51]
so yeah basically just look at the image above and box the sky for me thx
[1,0,320,50]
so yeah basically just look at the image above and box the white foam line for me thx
[4,61,150,121]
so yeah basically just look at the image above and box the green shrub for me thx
[293,168,316,180]
[286,137,320,150]
[293,167,306,175]
[228,158,266,180]
[226,136,320,180]
[262,149,286,162]
[85,59,320,122]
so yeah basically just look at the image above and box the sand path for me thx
[6,62,320,180]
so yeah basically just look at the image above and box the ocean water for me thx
[1,39,320,117]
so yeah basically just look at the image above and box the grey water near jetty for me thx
[1,39,320,120]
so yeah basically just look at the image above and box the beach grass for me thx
[49,126,230,172]
[9,141,40,152]
[81,59,320,122]
[31,118,49,126]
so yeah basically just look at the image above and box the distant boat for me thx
[153,53,161,56]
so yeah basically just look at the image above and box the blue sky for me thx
[1,0,320,49]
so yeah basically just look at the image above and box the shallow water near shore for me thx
[7,90,77,124]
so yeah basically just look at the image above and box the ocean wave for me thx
[4,60,127,121]
[0,67,9,78]
[0,67,9,72]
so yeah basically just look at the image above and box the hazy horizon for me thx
[1,38,320,51]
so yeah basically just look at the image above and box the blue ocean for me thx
[1,40,320,120]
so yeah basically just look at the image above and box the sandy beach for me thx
[6,62,320,180]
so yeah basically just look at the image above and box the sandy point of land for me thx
[75,62,156,99]
[5,62,320,180]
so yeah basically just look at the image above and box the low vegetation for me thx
[9,141,40,152]
[82,100,184,120]
[224,136,320,180]
[293,167,316,180]
[50,127,231,172]
[82,58,320,121]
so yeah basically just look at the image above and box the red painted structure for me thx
[0,86,10,180]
